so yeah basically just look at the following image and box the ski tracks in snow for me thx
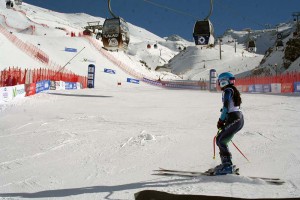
[0,119,80,171]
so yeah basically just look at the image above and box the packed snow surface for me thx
[1,88,300,199]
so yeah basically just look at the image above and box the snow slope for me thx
[0,88,300,199]
[168,45,263,80]
[1,1,300,200]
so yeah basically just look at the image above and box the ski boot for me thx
[211,153,235,175]
[213,163,234,175]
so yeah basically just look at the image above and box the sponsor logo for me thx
[198,36,206,45]
[127,78,139,84]
[65,48,77,52]
[108,38,118,47]
[88,74,94,79]
[103,34,118,38]
[13,87,25,97]
[44,82,49,88]
[104,68,116,74]
[2,88,8,99]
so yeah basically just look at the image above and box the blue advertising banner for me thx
[65,82,77,90]
[294,82,300,92]
[104,68,116,74]
[65,47,77,52]
[254,84,263,93]
[36,80,50,93]
[248,85,255,93]
[73,82,77,89]
[65,82,71,90]
[263,84,271,93]
[127,78,140,84]
[142,78,162,86]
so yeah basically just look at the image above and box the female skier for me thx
[213,72,244,175]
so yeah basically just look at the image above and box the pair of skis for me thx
[153,168,285,185]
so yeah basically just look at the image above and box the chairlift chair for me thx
[276,40,283,47]
[276,40,284,50]
[6,0,13,8]
[247,40,256,52]
[193,0,215,46]
[83,29,92,36]
[101,17,130,51]
[102,0,130,51]
[193,20,215,46]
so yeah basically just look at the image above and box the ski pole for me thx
[231,140,250,162]
[213,135,216,159]
[213,129,250,162]
[213,129,221,159]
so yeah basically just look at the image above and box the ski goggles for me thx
[218,78,235,88]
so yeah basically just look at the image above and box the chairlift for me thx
[193,0,215,46]
[101,0,130,51]
[277,33,282,40]
[275,27,284,50]
[6,0,13,9]
[247,40,256,52]
[276,40,284,50]
[83,29,92,36]
[193,20,215,46]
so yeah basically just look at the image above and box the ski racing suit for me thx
[216,86,244,164]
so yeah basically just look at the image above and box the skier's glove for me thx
[217,118,225,129]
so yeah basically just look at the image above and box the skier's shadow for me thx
[0,176,265,199]
[0,178,194,199]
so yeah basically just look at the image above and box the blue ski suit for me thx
[217,86,244,157]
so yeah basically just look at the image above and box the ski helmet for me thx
[218,72,235,88]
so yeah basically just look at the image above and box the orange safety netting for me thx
[0,67,87,88]
[236,72,300,85]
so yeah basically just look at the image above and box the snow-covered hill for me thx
[166,22,299,80]
[0,0,182,88]
[1,0,300,84]
[222,23,300,76]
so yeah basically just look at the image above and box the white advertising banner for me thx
[271,83,281,93]
[76,82,82,89]
[0,86,13,103]
[55,81,65,90]
[0,84,26,103]
[12,84,26,99]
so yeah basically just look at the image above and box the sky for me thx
[23,0,299,41]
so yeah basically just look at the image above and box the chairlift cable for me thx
[143,0,198,20]
[204,0,214,20]
[108,0,118,18]
[142,0,229,30]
